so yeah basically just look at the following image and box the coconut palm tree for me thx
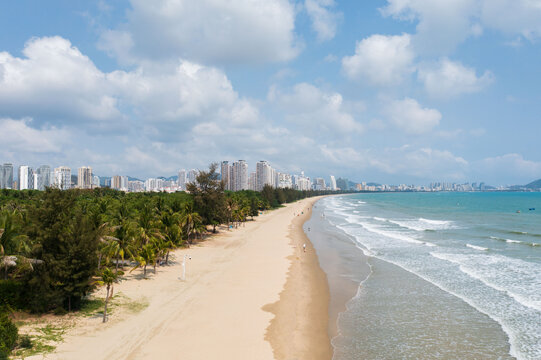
[95,268,122,323]
[181,205,202,246]
[102,220,136,272]
[0,211,32,279]
[130,243,156,278]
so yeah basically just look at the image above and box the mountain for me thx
[524,179,541,189]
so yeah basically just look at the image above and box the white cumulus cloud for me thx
[98,0,300,65]
[0,36,122,126]
[386,98,441,134]
[269,83,364,136]
[418,58,494,98]
[0,118,70,154]
[305,0,342,42]
[342,33,415,85]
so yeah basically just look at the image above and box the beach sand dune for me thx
[32,197,329,360]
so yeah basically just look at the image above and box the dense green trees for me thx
[0,164,339,357]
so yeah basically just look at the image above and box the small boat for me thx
[516,210,521,213]
[529,208,536,211]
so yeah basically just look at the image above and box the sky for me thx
[0,0,540,186]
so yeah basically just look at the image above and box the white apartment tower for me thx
[178,169,187,191]
[18,165,33,190]
[36,165,51,190]
[221,161,232,191]
[330,175,337,191]
[54,166,71,190]
[78,166,93,189]
[256,160,272,191]
[232,160,248,191]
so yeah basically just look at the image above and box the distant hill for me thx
[524,179,541,189]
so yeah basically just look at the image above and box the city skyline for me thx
[0,1,540,186]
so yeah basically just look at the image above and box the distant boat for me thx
[516,210,521,213]
[529,208,536,211]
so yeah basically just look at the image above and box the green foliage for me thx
[0,311,18,358]
[0,280,23,309]
[0,164,333,315]
[19,334,32,349]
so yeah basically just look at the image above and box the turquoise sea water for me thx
[317,192,541,360]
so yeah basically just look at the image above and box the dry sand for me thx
[30,197,330,360]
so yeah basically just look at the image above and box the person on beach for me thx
[303,243,306,252]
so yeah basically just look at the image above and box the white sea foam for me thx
[383,217,456,232]
[360,222,425,245]
[506,239,522,244]
[373,216,387,222]
[466,244,489,251]
[430,252,541,313]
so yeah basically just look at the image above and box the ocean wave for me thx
[466,244,489,251]
[384,218,456,232]
[360,222,425,245]
[430,252,541,313]
[489,236,540,247]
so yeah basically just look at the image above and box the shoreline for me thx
[264,196,332,360]
[23,197,331,360]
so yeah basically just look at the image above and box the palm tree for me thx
[102,220,136,272]
[131,243,156,278]
[0,211,32,279]
[181,204,202,246]
[95,268,122,323]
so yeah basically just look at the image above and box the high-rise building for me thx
[256,160,272,191]
[220,161,232,191]
[232,160,248,191]
[112,175,123,190]
[178,169,187,191]
[313,178,326,190]
[53,166,71,190]
[248,172,257,191]
[329,175,337,191]
[78,166,93,189]
[36,165,51,190]
[293,171,311,191]
[1,163,13,189]
[92,175,100,188]
[187,169,199,186]
[18,165,33,190]
[277,173,293,189]
[336,177,348,191]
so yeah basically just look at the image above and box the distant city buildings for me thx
[0,163,14,189]
[178,169,187,191]
[53,166,71,190]
[18,165,32,190]
[1,160,512,194]
[78,166,93,189]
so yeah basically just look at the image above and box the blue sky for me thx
[1,0,540,186]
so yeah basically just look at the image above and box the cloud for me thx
[476,153,541,184]
[380,0,479,54]
[371,146,468,180]
[98,0,300,65]
[342,33,415,85]
[380,0,541,54]
[0,118,70,154]
[480,0,541,40]
[317,144,468,181]
[269,83,364,136]
[386,98,441,134]
[305,0,342,42]
[0,36,122,126]
[418,58,494,98]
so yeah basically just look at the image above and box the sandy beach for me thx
[28,197,330,360]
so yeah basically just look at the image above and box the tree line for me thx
[0,163,342,356]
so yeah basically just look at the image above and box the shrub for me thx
[0,311,18,358]
[19,334,32,349]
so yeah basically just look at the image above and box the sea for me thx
[305,192,541,360]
